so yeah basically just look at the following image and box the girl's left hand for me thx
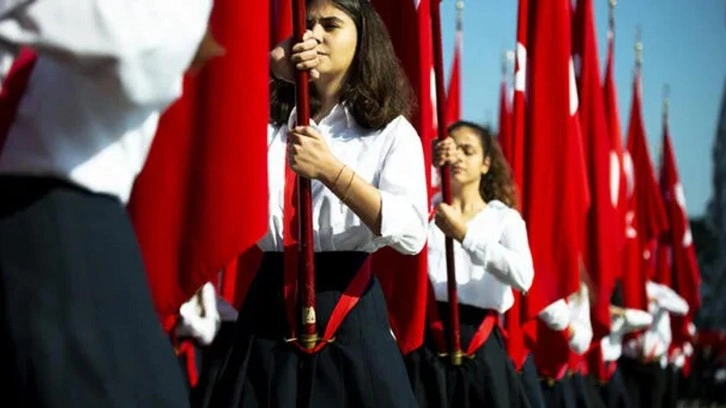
[288,126,339,180]
[434,203,467,242]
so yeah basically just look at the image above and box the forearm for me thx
[321,161,382,236]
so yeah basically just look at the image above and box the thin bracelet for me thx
[340,170,356,205]
[332,164,347,187]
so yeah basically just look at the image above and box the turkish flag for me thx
[270,0,293,49]
[128,1,269,325]
[369,0,435,354]
[572,0,617,340]
[603,23,629,285]
[498,78,512,174]
[622,69,669,310]
[503,0,531,371]
[659,117,701,345]
[521,0,589,320]
[444,24,462,127]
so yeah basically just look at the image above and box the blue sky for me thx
[438,0,726,217]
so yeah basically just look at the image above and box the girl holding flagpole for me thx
[200,0,428,407]
[407,121,534,408]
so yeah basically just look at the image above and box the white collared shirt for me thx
[567,283,593,355]
[257,105,428,255]
[0,0,212,202]
[623,281,689,364]
[538,283,593,355]
[427,200,534,312]
[601,308,653,362]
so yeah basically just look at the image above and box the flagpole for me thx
[431,0,463,366]
[291,0,318,350]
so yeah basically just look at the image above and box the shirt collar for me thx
[286,103,355,130]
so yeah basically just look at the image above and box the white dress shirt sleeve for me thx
[371,117,428,255]
[538,299,571,331]
[176,282,221,346]
[646,281,690,316]
[460,211,534,292]
[0,0,212,108]
[567,284,593,355]
[621,309,654,333]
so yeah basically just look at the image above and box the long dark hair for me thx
[270,0,414,130]
[447,120,518,208]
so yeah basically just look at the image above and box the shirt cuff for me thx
[372,190,425,255]
[461,229,484,254]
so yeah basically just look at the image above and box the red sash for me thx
[282,152,371,353]
[0,48,37,152]
[426,280,499,359]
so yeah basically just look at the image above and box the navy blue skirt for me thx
[198,252,417,408]
[405,302,530,408]
[0,176,188,407]
[597,368,633,408]
[520,353,546,408]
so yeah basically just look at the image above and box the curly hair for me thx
[270,0,415,130]
[447,121,518,208]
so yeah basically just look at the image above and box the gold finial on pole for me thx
[635,25,643,68]
[455,1,464,31]
[663,83,671,121]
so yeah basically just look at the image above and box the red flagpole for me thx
[291,0,318,350]
[430,0,461,366]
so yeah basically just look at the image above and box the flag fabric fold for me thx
[128,0,269,327]
[573,0,618,341]
[369,0,435,354]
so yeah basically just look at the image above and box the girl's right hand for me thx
[270,30,320,82]
[433,138,457,167]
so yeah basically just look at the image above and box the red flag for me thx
[572,0,617,340]
[623,68,669,310]
[603,23,629,284]
[128,1,269,325]
[521,0,589,320]
[503,0,530,370]
[509,0,528,197]
[270,0,293,48]
[444,17,462,127]
[369,0,434,354]
[498,75,512,169]
[660,113,701,345]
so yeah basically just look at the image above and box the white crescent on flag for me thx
[674,182,693,247]
[623,151,635,199]
[610,151,621,207]
[514,42,527,93]
[568,58,579,116]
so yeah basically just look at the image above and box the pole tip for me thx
[635,26,643,66]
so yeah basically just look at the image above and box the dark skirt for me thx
[520,353,546,408]
[405,302,530,408]
[662,364,679,408]
[618,356,667,408]
[0,176,188,407]
[597,368,632,408]
[540,375,577,408]
[199,252,417,408]
[571,373,606,408]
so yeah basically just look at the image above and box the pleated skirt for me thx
[405,302,530,408]
[198,251,417,408]
[0,176,188,407]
